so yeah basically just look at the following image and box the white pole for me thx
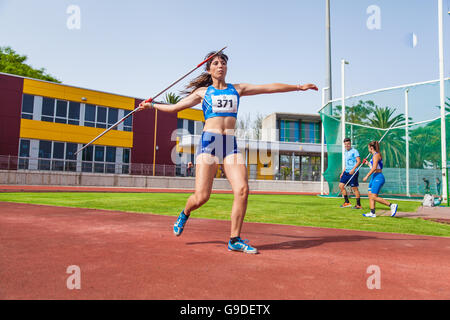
[438,0,447,202]
[321,87,329,195]
[291,152,295,181]
[405,89,411,197]
[341,59,349,172]
[325,0,332,102]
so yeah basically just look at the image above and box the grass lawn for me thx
[0,192,449,237]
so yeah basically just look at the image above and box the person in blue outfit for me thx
[139,50,318,253]
[362,141,398,218]
[338,138,362,209]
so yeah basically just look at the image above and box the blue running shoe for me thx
[173,211,189,236]
[228,237,258,254]
[390,203,398,217]
[363,212,376,218]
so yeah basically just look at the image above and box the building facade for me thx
[0,72,326,181]
[261,113,326,181]
[0,72,178,175]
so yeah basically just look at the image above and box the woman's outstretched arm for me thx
[138,89,204,113]
[235,83,318,97]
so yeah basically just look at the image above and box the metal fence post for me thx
[447,167,449,207]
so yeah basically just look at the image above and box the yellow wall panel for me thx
[23,79,135,110]
[177,108,204,122]
[20,119,133,148]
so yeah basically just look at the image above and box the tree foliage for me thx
[164,92,182,105]
[330,98,449,169]
[0,46,60,83]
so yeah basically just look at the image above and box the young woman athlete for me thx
[362,141,398,218]
[138,51,318,253]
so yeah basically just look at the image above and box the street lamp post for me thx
[438,0,447,203]
[341,59,349,172]
[321,87,329,195]
[325,0,333,102]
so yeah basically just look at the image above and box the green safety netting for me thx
[319,79,450,199]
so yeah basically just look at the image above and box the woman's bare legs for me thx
[369,192,391,210]
[223,153,249,238]
[184,153,218,215]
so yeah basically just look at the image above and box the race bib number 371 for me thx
[211,95,238,113]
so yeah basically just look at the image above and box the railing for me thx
[0,155,324,182]
[0,155,194,177]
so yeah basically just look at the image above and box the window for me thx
[94,146,104,162]
[19,139,30,169]
[105,146,116,173]
[177,118,183,130]
[108,108,118,129]
[94,146,105,173]
[82,145,94,172]
[122,149,130,174]
[65,143,78,171]
[279,120,299,142]
[21,95,130,131]
[300,156,321,181]
[19,139,30,157]
[279,154,301,180]
[38,140,52,170]
[55,100,68,124]
[68,102,80,125]
[21,94,34,119]
[52,142,65,171]
[66,143,77,160]
[96,107,107,128]
[85,104,96,127]
[188,120,194,135]
[105,147,116,162]
[301,122,320,144]
[123,110,132,131]
[19,138,130,174]
[41,98,55,122]
[123,149,130,163]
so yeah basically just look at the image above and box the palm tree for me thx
[164,92,181,104]
[434,97,450,113]
[409,121,442,168]
[409,96,450,169]
[354,106,407,168]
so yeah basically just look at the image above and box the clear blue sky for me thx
[1,0,449,121]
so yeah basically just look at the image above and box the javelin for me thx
[338,124,396,195]
[74,46,228,156]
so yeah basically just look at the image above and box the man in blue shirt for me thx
[339,138,362,209]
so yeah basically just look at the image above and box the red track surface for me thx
[1,202,449,300]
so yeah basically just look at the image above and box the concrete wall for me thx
[0,170,328,194]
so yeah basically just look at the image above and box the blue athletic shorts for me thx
[196,131,240,163]
[340,171,359,187]
[368,172,385,195]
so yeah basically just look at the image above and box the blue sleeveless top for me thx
[370,152,383,170]
[202,83,240,120]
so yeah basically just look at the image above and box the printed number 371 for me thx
[217,99,233,108]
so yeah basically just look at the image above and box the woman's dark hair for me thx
[181,51,229,96]
[369,140,380,153]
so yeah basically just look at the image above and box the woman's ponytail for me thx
[369,140,380,153]
[181,51,228,96]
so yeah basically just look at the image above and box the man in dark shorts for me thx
[339,138,362,209]
[423,178,430,194]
